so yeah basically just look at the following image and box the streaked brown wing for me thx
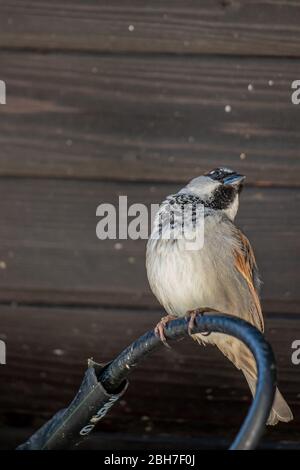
[233,228,264,332]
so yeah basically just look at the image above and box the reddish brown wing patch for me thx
[234,230,264,332]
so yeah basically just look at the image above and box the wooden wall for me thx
[0,1,299,449]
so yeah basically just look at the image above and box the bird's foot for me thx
[186,307,215,336]
[154,314,177,348]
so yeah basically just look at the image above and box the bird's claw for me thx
[154,315,176,348]
[186,308,212,336]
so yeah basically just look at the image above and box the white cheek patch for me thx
[224,195,239,221]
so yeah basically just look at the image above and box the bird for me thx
[146,167,293,425]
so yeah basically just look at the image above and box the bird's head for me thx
[180,167,246,221]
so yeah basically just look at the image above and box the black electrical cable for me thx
[99,313,276,450]
[16,313,277,450]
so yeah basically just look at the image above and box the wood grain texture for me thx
[0,53,300,186]
[0,178,299,312]
[0,0,299,452]
[0,305,299,447]
[1,1,300,56]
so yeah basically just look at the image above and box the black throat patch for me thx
[207,185,237,210]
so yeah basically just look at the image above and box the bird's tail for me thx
[200,335,294,426]
[243,370,293,425]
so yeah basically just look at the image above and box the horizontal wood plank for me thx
[0,179,299,313]
[0,53,300,186]
[0,427,233,450]
[0,305,299,447]
[2,428,299,450]
[1,1,300,56]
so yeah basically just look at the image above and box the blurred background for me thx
[0,0,299,450]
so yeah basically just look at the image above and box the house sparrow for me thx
[146,167,293,425]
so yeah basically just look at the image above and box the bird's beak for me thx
[223,173,246,187]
